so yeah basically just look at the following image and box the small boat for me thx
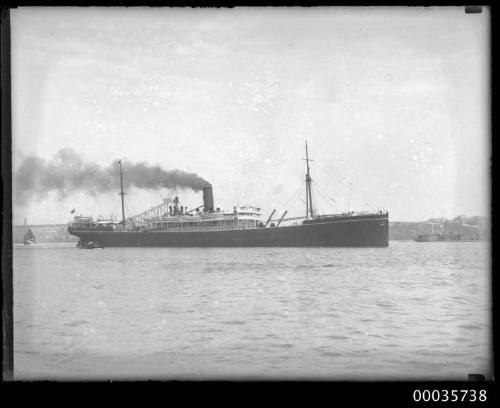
[23,228,36,245]
[77,239,104,249]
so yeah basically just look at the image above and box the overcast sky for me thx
[11,7,490,225]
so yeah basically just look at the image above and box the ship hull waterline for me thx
[69,215,389,248]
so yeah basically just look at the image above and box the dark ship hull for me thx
[69,213,388,248]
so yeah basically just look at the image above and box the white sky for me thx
[11,7,490,224]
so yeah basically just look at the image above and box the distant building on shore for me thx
[390,215,489,241]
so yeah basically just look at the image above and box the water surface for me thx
[13,241,491,380]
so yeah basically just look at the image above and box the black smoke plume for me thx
[14,148,211,205]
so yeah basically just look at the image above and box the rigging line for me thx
[123,197,133,216]
[125,197,139,219]
[275,184,305,219]
[343,185,381,211]
[316,164,383,210]
[314,181,336,204]
[312,186,328,210]
[113,201,121,220]
[315,171,370,209]
[124,200,133,219]
[320,163,352,187]
[347,185,373,207]
[315,165,351,189]
[132,199,140,215]
[314,186,341,213]
[314,182,338,208]
[129,200,138,216]
[113,196,125,220]
[311,169,345,202]
[316,182,342,212]
[283,183,306,211]
[282,182,304,208]
[315,166,379,210]
[309,188,320,216]
[277,182,305,210]
[285,184,307,212]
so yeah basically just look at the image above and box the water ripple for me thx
[13,241,491,380]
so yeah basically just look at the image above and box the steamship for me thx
[68,143,389,247]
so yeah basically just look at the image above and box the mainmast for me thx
[304,141,314,219]
[118,160,126,225]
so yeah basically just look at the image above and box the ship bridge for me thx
[234,205,262,219]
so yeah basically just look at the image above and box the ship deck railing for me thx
[270,210,388,223]
[69,223,262,232]
[312,210,388,219]
[144,225,261,232]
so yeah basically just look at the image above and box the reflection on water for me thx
[13,241,491,380]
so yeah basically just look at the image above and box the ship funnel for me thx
[203,186,214,213]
